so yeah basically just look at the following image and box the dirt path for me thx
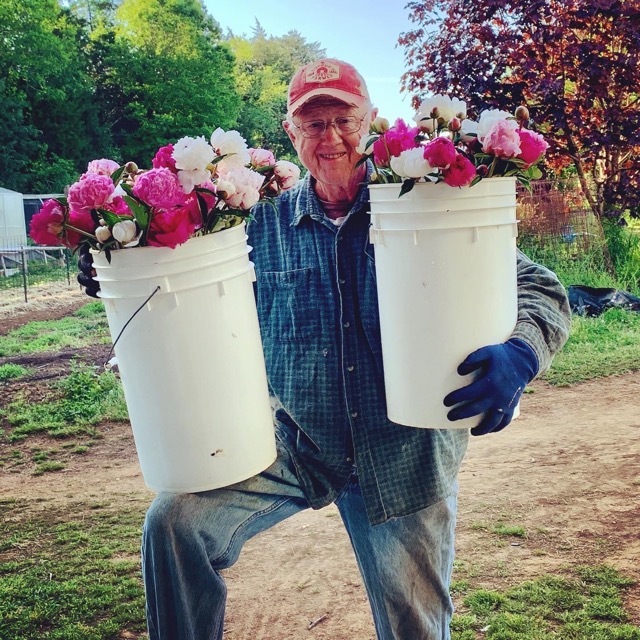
[1,293,639,638]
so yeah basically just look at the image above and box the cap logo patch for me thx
[305,61,340,84]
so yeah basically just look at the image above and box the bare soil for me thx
[1,293,639,639]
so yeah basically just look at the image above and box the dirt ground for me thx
[1,290,639,639]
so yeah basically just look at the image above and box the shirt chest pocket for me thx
[257,268,321,342]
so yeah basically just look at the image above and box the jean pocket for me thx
[257,268,320,342]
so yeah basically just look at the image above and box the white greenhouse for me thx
[0,187,27,247]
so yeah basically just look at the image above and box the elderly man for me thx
[137,59,570,639]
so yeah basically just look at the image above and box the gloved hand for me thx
[76,243,101,298]
[443,338,538,436]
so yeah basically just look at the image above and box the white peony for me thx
[476,109,515,141]
[172,136,215,171]
[413,95,467,131]
[210,128,251,171]
[112,220,141,247]
[390,147,435,179]
[459,118,479,143]
[273,161,300,190]
[177,168,211,194]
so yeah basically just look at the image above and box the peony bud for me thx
[476,164,490,177]
[124,161,139,174]
[112,220,138,245]
[449,117,462,132]
[515,106,530,123]
[95,226,112,243]
[371,117,390,134]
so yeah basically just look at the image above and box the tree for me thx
[225,24,325,160]
[0,0,113,192]
[96,0,240,163]
[400,0,640,221]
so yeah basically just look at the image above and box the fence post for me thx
[20,246,28,303]
[64,248,70,285]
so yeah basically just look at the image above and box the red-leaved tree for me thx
[400,0,640,221]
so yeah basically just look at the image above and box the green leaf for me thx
[196,193,209,226]
[110,166,125,185]
[399,179,416,198]
[97,209,133,227]
[355,155,369,169]
[122,196,149,228]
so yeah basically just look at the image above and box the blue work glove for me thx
[443,338,539,436]
[77,243,101,298]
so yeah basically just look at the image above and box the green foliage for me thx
[0,309,110,357]
[452,568,640,639]
[2,365,128,442]
[0,502,146,639]
[544,308,640,386]
[0,364,29,382]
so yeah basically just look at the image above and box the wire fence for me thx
[0,238,79,312]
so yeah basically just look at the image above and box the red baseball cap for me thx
[287,58,371,116]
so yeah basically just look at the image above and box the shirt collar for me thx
[291,161,374,227]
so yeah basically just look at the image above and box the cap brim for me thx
[288,88,367,116]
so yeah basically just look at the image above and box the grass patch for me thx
[452,566,640,639]
[0,501,147,640]
[543,308,640,386]
[0,302,110,357]
[1,365,128,442]
[0,364,30,381]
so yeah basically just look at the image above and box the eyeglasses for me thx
[290,115,368,138]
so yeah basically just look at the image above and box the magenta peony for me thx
[132,168,186,209]
[423,137,457,169]
[147,210,195,249]
[68,174,115,212]
[29,200,66,246]
[103,195,133,218]
[442,154,477,187]
[65,210,96,249]
[152,144,177,172]
[182,180,217,228]
[373,119,421,167]
[482,120,522,159]
[517,129,549,167]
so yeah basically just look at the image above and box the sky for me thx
[204,0,417,123]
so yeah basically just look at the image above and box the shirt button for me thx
[346,457,353,463]
[339,278,346,285]
[343,321,350,328]
[347,365,355,372]
[351,411,358,418]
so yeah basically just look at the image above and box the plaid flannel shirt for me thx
[248,167,571,525]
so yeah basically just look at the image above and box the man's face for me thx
[284,100,375,189]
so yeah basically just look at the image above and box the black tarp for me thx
[568,285,640,317]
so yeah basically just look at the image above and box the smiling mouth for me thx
[319,152,347,160]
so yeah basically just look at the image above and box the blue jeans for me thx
[142,442,458,640]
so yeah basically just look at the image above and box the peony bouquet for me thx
[357,95,548,195]
[29,128,300,254]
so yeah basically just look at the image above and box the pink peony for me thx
[29,200,66,246]
[373,119,421,166]
[147,209,195,248]
[482,120,522,158]
[87,158,120,176]
[423,137,457,169]
[273,161,300,191]
[67,173,115,212]
[221,166,265,210]
[517,129,549,167]
[133,168,186,209]
[249,148,276,168]
[442,154,477,187]
[152,144,178,172]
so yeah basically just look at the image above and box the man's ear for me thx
[283,120,297,145]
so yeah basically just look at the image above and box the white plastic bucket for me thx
[92,223,276,492]
[368,177,519,430]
